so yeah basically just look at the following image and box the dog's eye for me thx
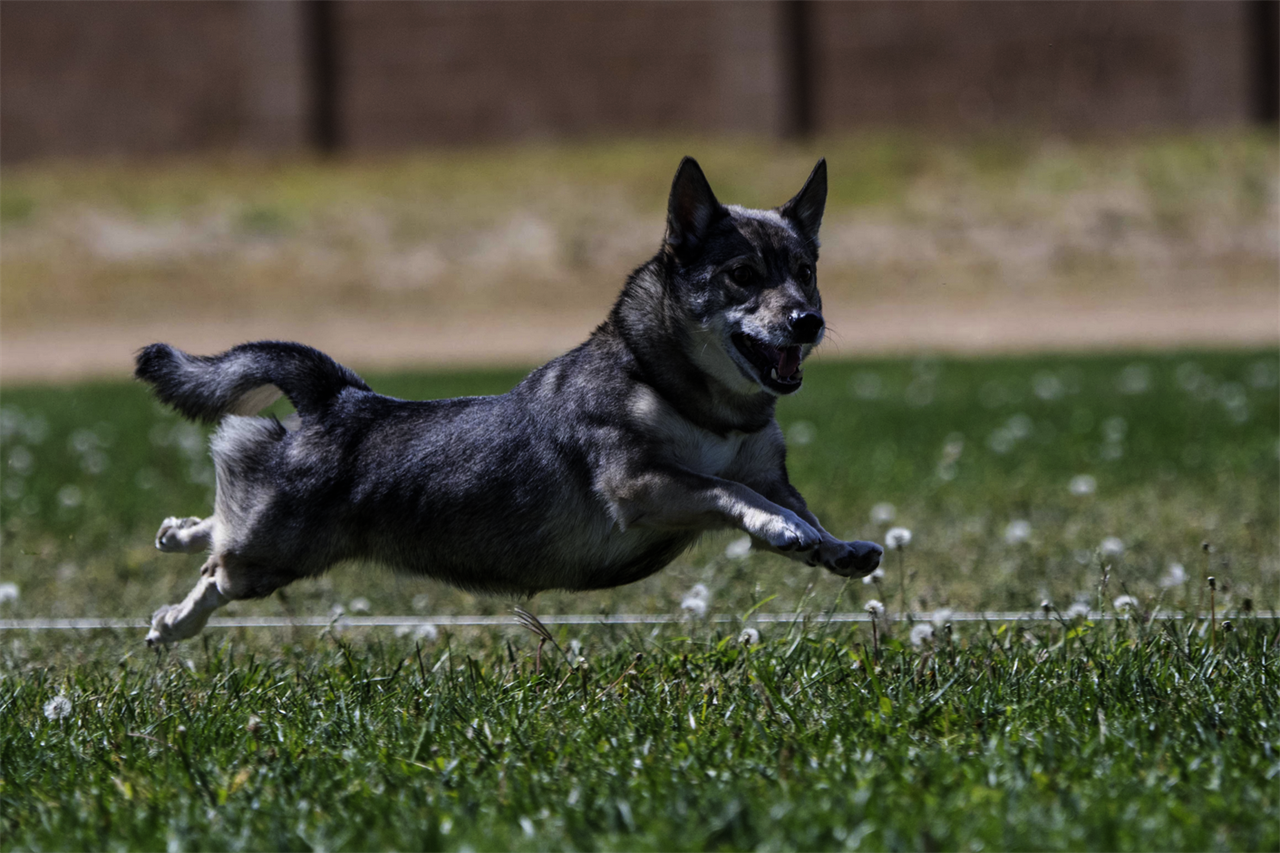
[797,264,813,284]
[730,266,756,285]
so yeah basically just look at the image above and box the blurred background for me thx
[2,0,1277,380]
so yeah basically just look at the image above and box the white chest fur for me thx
[630,386,747,477]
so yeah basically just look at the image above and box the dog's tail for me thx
[135,341,372,424]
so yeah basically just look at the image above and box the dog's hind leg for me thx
[146,557,229,646]
[155,516,214,553]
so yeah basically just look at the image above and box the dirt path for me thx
[2,290,1276,385]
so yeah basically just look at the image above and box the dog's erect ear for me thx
[665,157,724,261]
[780,158,827,250]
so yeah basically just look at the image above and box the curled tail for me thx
[135,341,372,424]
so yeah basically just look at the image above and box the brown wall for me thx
[0,0,1271,164]
[811,1,1251,132]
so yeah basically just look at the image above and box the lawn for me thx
[2,348,1278,850]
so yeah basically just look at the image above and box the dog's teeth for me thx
[770,368,779,381]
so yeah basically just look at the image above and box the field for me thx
[3,131,1277,380]
[2,349,1277,850]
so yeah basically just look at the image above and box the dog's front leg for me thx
[749,480,883,578]
[606,466,823,554]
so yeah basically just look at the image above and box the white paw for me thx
[753,509,822,553]
[155,516,203,552]
[145,604,182,646]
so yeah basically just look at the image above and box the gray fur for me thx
[138,157,883,645]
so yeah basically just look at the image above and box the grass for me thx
[1,348,1278,849]
[3,131,1275,329]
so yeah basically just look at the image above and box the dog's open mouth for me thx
[731,333,804,394]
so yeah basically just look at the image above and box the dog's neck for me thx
[601,261,778,437]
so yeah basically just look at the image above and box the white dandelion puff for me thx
[1102,416,1127,443]
[680,595,708,619]
[931,608,953,628]
[738,628,760,646]
[43,695,73,721]
[909,623,934,647]
[1159,562,1187,589]
[1100,537,1125,557]
[1113,595,1140,612]
[0,582,19,604]
[869,502,896,525]
[1004,520,1032,545]
[864,599,885,617]
[1065,601,1091,620]
[724,536,752,560]
[349,597,371,614]
[862,566,886,585]
[885,527,912,550]
[1069,474,1097,496]
[413,623,439,641]
[57,485,83,509]
[1117,364,1152,395]
[788,421,817,446]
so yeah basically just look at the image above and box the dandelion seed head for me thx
[1065,601,1091,619]
[0,582,19,604]
[1102,416,1127,443]
[1113,595,1139,612]
[8,445,34,475]
[931,608,953,628]
[862,566,886,585]
[1069,474,1097,496]
[1033,371,1065,401]
[1247,359,1277,389]
[57,485,82,509]
[1004,520,1032,545]
[885,527,912,550]
[864,599,885,617]
[411,593,430,612]
[910,623,935,647]
[850,371,882,400]
[680,596,708,619]
[413,623,439,641]
[788,421,816,446]
[349,597,371,614]
[43,695,72,721]
[1159,562,1187,589]
[870,502,896,525]
[987,428,1015,455]
[725,536,752,560]
[1007,414,1033,440]
[738,628,760,646]
[1100,537,1125,557]
[1117,364,1152,395]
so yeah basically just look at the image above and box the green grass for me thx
[2,349,1278,849]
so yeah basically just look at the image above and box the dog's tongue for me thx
[777,346,802,380]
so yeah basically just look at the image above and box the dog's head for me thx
[662,157,827,397]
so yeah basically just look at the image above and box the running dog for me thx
[137,157,883,645]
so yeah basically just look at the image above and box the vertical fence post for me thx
[306,0,341,153]
[1251,0,1279,124]
[779,0,814,140]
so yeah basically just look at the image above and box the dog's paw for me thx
[145,604,182,647]
[819,539,884,578]
[753,510,822,553]
[156,517,205,552]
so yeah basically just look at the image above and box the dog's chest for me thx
[631,386,748,477]
[667,423,745,476]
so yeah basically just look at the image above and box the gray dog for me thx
[137,157,883,645]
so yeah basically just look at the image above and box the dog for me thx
[137,157,884,645]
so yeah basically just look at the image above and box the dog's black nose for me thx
[790,311,824,344]
[850,540,884,575]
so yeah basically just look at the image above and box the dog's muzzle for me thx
[731,311,824,395]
